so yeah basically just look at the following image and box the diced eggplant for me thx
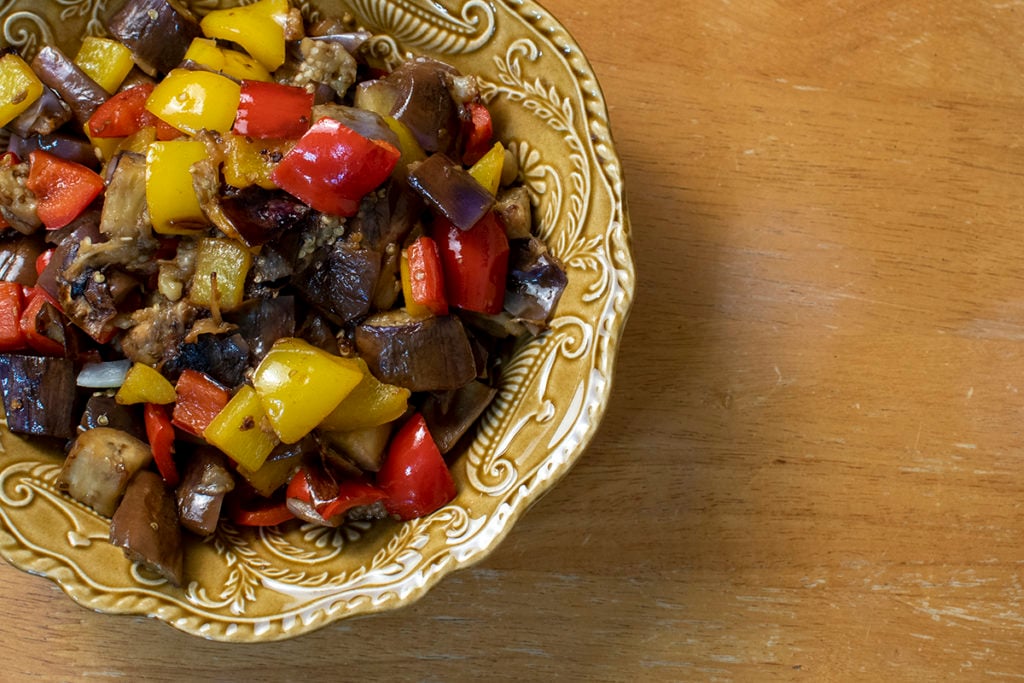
[421,380,498,454]
[175,448,235,536]
[24,296,69,352]
[57,427,153,517]
[108,0,202,77]
[354,311,477,392]
[0,233,44,286]
[320,422,392,472]
[385,58,460,155]
[120,299,201,367]
[0,354,76,439]
[283,38,358,97]
[219,186,312,248]
[0,157,41,235]
[6,88,71,138]
[295,240,382,326]
[9,132,99,170]
[347,180,421,252]
[407,153,494,231]
[95,152,159,272]
[110,470,183,586]
[504,237,568,331]
[295,311,341,355]
[162,333,250,388]
[79,392,146,441]
[225,296,296,363]
[494,187,533,241]
[30,46,106,125]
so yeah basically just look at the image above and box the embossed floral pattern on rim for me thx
[0,0,634,641]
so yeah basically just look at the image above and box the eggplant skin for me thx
[295,242,382,326]
[57,427,153,517]
[0,354,76,440]
[108,0,202,77]
[354,312,477,392]
[110,470,184,586]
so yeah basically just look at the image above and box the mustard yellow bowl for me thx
[0,0,634,641]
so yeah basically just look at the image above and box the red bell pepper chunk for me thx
[144,403,179,487]
[230,498,295,527]
[406,235,448,315]
[462,102,493,166]
[270,117,401,217]
[287,466,387,525]
[86,84,178,140]
[434,212,509,315]
[34,248,54,277]
[233,80,314,139]
[0,282,25,351]
[26,151,105,230]
[171,369,231,437]
[377,412,456,520]
[19,288,65,355]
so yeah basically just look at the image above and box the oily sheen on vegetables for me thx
[0,0,567,586]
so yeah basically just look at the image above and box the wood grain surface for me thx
[4,0,1024,680]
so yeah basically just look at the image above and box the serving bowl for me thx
[0,0,634,641]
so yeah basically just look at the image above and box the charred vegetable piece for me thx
[225,296,296,362]
[504,237,568,330]
[175,448,235,536]
[0,354,76,438]
[163,333,250,389]
[377,412,456,520]
[354,310,477,392]
[320,422,392,473]
[421,380,498,454]
[57,427,153,516]
[108,0,203,77]
[30,46,106,126]
[294,240,382,325]
[109,469,183,586]
[408,153,494,231]
[7,88,72,138]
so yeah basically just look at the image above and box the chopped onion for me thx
[76,360,132,389]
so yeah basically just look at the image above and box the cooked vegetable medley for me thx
[0,0,567,586]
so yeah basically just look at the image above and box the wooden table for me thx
[5,0,1024,679]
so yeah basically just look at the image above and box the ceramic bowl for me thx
[0,0,634,641]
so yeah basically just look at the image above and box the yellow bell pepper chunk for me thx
[84,123,122,165]
[468,141,505,196]
[204,384,280,472]
[252,338,364,444]
[200,0,291,71]
[74,37,134,94]
[183,38,272,82]
[319,358,411,433]
[189,237,252,312]
[115,363,177,405]
[145,140,209,235]
[0,54,44,128]
[383,115,426,167]
[145,68,241,136]
[222,134,289,189]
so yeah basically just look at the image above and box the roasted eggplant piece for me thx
[504,237,568,332]
[110,470,183,586]
[0,234,45,286]
[407,153,494,231]
[9,132,99,169]
[108,0,202,77]
[320,422,391,472]
[219,186,312,248]
[176,448,235,536]
[225,296,296,363]
[6,88,72,138]
[385,58,460,154]
[494,186,533,241]
[295,240,382,326]
[162,332,250,388]
[57,427,153,516]
[421,380,498,454]
[0,354,76,439]
[0,157,41,235]
[79,392,146,441]
[354,311,477,392]
[30,46,106,125]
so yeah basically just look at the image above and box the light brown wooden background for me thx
[5,0,1024,679]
